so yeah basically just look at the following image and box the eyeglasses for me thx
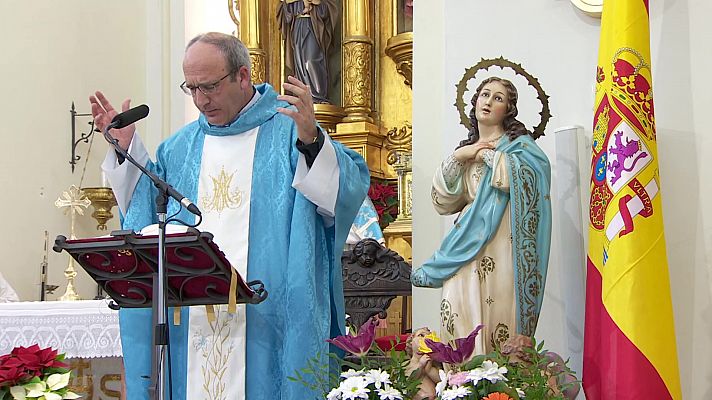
[180,70,236,96]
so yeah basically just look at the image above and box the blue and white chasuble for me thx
[104,84,369,399]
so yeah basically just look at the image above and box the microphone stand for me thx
[102,127,199,400]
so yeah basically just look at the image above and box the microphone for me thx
[165,185,202,217]
[101,103,202,217]
[108,104,149,129]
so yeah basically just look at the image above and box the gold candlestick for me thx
[54,185,90,301]
[81,187,117,231]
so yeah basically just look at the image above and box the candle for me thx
[101,171,109,188]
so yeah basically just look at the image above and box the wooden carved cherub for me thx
[405,327,442,400]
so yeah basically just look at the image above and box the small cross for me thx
[55,185,90,240]
[55,185,91,216]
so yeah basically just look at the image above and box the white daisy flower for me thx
[440,386,472,400]
[365,369,392,389]
[376,386,403,400]
[481,360,508,383]
[338,376,370,400]
[327,387,342,400]
[341,368,365,379]
[435,369,449,395]
[466,367,485,386]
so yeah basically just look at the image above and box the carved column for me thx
[342,0,374,123]
[335,0,386,177]
[233,0,267,83]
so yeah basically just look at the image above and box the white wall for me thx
[0,1,149,302]
[0,0,240,303]
[413,0,712,398]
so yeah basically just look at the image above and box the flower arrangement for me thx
[0,345,80,400]
[422,327,579,400]
[327,368,407,400]
[290,318,420,399]
[290,319,579,400]
[368,181,399,227]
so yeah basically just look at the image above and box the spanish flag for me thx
[583,0,681,399]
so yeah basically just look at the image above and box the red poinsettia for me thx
[0,365,29,387]
[5,345,68,377]
[0,345,69,388]
[368,181,398,227]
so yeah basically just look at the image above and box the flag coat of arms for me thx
[583,0,682,399]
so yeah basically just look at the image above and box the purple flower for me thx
[327,318,378,357]
[425,325,483,365]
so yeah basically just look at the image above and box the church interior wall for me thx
[0,1,149,302]
[413,1,711,398]
[0,1,708,398]
[0,0,240,304]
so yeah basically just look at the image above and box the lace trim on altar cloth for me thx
[0,300,122,359]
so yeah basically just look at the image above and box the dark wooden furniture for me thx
[341,238,412,332]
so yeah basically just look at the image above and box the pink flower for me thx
[327,318,378,357]
[448,371,470,386]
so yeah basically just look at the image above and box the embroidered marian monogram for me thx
[201,166,243,215]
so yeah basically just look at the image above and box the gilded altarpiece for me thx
[236,0,412,334]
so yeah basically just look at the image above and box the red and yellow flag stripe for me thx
[583,0,681,398]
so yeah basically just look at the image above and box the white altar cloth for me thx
[0,300,122,359]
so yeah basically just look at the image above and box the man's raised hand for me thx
[90,91,135,151]
[276,76,319,144]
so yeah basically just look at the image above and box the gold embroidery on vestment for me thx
[201,166,243,215]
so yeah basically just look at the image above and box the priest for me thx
[91,32,369,400]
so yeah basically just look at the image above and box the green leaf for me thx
[42,368,69,376]
[462,354,486,370]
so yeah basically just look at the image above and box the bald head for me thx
[186,32,251,77]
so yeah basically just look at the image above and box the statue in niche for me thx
[411,76,552,354]
[278,0,338,104]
